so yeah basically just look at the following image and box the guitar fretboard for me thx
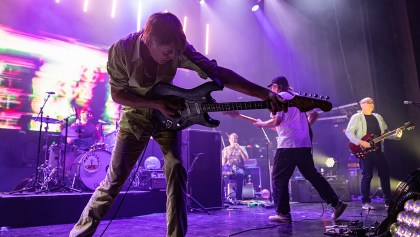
[372,126,405,143]
[202,101,271,112]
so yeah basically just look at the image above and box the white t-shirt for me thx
[273,91,312,148]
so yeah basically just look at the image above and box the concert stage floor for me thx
[0,197,389,237]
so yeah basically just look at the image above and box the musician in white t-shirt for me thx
[254,76,347,223]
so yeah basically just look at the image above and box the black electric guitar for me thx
[150,81,332,131]
[349,121,415,159]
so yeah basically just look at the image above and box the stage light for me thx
[55,0,60,3]
[205,23,209,55]
[200,0,205,4]
[183,16,188,33]
[376,169,420,236]
[83,0,89,12]
[251,4,260,12]
[325,157,335,168]
[136,0,142,32]
[111,0,117,18]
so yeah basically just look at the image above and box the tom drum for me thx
[48,144,79,170]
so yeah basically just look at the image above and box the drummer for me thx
[222,133,249,201]
[67,107,101,151]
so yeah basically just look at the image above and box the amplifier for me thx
[138,169,166,191]
[290,178,351,203]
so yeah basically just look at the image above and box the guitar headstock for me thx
[222,111,240,118]
[290,94,332,112]
[403,121,415,130]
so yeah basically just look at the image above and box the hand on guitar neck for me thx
[223,111,277,131]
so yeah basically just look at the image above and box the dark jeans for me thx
[272,148,339,215]
[359,151,391,204]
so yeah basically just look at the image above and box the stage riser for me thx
[0,191,166,228]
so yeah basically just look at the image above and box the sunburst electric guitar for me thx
[150,81,333,131]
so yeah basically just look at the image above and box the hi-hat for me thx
[63,125,96,138]
[32,116,60,123]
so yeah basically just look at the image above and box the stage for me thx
[0,198,389,237]
[0,190,166,228]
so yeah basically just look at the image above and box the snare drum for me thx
[73,149,111,191]
[48,144,79,170]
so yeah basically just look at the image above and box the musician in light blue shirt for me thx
[345,97,402,210]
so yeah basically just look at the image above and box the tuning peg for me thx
[325,96,330,100]
[304,92,308,96]
[313,94,318,98]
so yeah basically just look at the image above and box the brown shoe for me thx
[331,201,347,220]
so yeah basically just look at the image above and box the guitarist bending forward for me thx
[345,97,403,210]
[254,76,347,223]
[70,12,286,237]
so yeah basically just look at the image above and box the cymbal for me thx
[63,125,96,138]
[32,116,60,123]
[98,119,112,125]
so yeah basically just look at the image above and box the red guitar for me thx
[349,121,414,159]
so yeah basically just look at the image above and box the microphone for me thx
[404,101,420,105]
[46,92,55,94]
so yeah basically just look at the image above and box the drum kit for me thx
[12,114,117,193]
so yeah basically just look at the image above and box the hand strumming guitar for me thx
[152,99,181,120]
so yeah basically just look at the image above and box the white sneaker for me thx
[362,203,376,210]
[268,213,292,223]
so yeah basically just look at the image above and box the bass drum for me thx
[75,149,111,191]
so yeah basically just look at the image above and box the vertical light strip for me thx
[183,16,188,34]
[83,0,89,12]
[205,23,210,55]
[111,0,117,18]
[136,1,142,32]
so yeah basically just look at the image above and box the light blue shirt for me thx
[345,111,398,152]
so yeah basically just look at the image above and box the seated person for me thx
[67,107,101,151]
[222,133,249,200]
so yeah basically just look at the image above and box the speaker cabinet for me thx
[178,129,222,209]
[244,166,261,191]
[290,178,351,203]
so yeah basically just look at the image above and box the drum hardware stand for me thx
[9,93,54,194]
[186,153,211,215]
[37,116,81,193]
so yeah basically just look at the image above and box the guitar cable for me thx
[99,127,155,237]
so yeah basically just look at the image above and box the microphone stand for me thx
[260,127,274,204]
[187,153,211,215]
[10,94,52,194]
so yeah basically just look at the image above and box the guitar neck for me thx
[202,101,270,112]
[372,126,403,144]
[237,114,259,123]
